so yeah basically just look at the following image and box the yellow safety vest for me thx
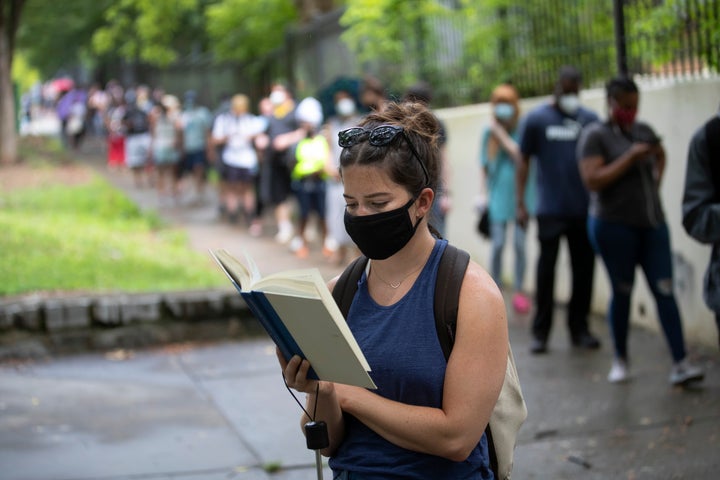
[292,135,329,180]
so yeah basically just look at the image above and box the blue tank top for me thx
[329,239,493,479]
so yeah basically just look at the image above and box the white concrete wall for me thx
[436,77,720,348]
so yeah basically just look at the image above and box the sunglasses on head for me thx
[338,124,430,186]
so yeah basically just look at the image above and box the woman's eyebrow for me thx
[343,191,392,200]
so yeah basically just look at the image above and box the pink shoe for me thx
[512,293,531,314]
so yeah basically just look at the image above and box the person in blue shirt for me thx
[481,83,535,315]
[279,101,507,479]
[516,65,601,354]
[178,90,213,205]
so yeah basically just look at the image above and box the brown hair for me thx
[340,101,441,197]
[486,83,520,160]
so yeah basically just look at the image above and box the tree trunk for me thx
[0,0,25,165]
[0,19,18,165]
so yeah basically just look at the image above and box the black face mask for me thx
[344,197,422,260]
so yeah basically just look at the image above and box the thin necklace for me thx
[371,261,425,289]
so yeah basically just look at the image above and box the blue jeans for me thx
[587,217,687,362]
[333,471,367,480]
[292,177,327,220]
[489,220,527,291]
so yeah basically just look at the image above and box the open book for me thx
[210,249,376,389]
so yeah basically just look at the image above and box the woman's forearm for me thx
[302,382,345,456]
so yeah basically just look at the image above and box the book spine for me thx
[242,292,319,380]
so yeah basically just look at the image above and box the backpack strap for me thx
[431,246,501,473]
[433,244,470,361]
[331,255,369,318]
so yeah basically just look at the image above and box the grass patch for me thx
[0,153,225,296]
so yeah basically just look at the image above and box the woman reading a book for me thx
[278,101,508,479]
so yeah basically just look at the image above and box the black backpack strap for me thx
[433,244,470,361]
[433,245,500,476]
[331,255,369,318]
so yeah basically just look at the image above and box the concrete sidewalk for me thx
[1,140,719,479]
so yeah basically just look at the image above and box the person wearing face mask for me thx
[211,94,267,226]
[286,97,330,259]
[578,76,704,386]
[516,65,601,354]
[278,101,508,479]
[259,82,304,244]
[481,83,535,315]
[324,89,362,265]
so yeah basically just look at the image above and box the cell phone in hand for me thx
[637,134,662,145]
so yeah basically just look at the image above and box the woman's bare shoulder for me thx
[462,260,505,307]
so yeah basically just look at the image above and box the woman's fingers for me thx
[276,349,316,391]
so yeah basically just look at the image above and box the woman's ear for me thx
[416,187,435,217]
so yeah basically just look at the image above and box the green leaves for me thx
[205,0,297,67]
[92,0,200,66]
[340,0,447,66]
[16,0,111,78]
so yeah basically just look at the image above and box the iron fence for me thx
[420,0,720,106]
[135,2,720,110]
[280,1,720,108]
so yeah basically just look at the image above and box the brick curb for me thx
[0,288,259,360]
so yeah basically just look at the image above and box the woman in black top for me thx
[577,76,704,386]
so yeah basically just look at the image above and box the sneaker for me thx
[512,293,531,314]
[669,358,704,386]
[295,245,310,259]
[288,236,304,253]
[275,223,294,244]
[571,332,601,350]
[530,337,548,355]
[607,359,629,383]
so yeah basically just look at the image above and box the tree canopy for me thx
[92,0,204,67]
[17,0,110,79]
[205,0,298,70]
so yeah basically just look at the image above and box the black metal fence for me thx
[421,0,720,106]
[136,2,720,110]
[279,1,720,108]
[627,0,720,77]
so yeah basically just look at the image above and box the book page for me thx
[211,249,251,290]
[254,268,328,298]
[243,250,263,285]
[212,248,321,297]
[264,292,375,388]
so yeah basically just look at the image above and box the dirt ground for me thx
[0,162,95,192]
[1,135,97,192]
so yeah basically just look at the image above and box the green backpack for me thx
[332,244,527,480]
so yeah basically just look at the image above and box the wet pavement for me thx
[1,134,719,479]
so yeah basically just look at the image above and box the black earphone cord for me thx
[283,371,320,421]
